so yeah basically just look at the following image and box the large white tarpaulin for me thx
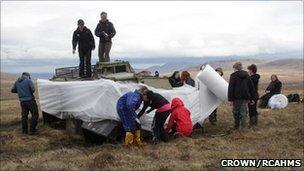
[37,64,228,131]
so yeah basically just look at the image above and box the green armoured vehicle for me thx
[51,60,172,89]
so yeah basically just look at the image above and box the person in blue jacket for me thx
[11,72,39,134]
[116,86,148,146]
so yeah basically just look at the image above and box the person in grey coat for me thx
[95,12,116,62]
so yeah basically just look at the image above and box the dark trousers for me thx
[209,108,217,124]
[79,50,92,78]
[248,100,258,126]
[21,100,39,133]
[259,93,272,108]
[248,100,258,117]
[152,110,171,142]
[232,100,248,129]
[98,42,112,62]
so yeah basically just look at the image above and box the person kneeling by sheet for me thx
[164,97,192,137]
[138,90,171,143]
[116,86,148,146]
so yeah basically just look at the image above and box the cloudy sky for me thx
[1,1,303,73]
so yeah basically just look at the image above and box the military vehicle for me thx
[51,60,171,89]
[43,60,172,144]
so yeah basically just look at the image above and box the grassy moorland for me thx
[0,66,303,170]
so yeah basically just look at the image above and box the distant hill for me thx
[259,58,304,70]
[1,72,17,82]
[1,72,17,100]
[188,59,266,71]
[146,58,303,73]
[0,72,39,100]
[146,62,200,73]
[203,58,304,71]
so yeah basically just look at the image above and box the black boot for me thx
[234,118,240,130]
[240,116,247,129]
[254,116,258,126]
[201,124,205,134]
[210,121,216,126]
[249,116,254,127]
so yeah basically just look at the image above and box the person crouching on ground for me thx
[181,71,195,87]
[228,62,255,129]
[259,74,282,108]
[208,67,224,126]
[11,72,39,135]
[116,86,148,146]
[165,97,192,138]
[247,64,260,127]
[138,90,171,143]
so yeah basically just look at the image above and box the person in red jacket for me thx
[165,97,192,137]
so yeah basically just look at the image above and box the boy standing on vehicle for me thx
[95,12,116,62]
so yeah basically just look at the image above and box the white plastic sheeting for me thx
[37,64,228,131]
[268,94,288,109]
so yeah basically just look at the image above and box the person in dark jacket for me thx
[165,97,192,137]
[168,71,183,88]
[209,67,224,126]
[11,72,39,134]
[247,64,260,127]
[72,19,95,79]
[228,62,255,129]
[259,74,282,108]
[95,12,116,62]
[154,71,159,77]
[138,90,171,142]
[181,71,195,87]
[116,86,147,146]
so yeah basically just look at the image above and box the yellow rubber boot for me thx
[124,132,134,146]
[134,130,145,147]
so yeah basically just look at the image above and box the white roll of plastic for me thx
[268,94,288,109]
[196,64,229,101]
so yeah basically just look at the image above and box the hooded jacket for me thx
[250,74,260,100]
[168,77,183,88]
[72,26,95,52]
[228,70,255,101]
[184,77,195,87]
[11,75,35,102]
[116,90,143,131]
[165,98,192,136]
[94,20,116,43]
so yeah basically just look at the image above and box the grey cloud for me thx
[1,1,303,73]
